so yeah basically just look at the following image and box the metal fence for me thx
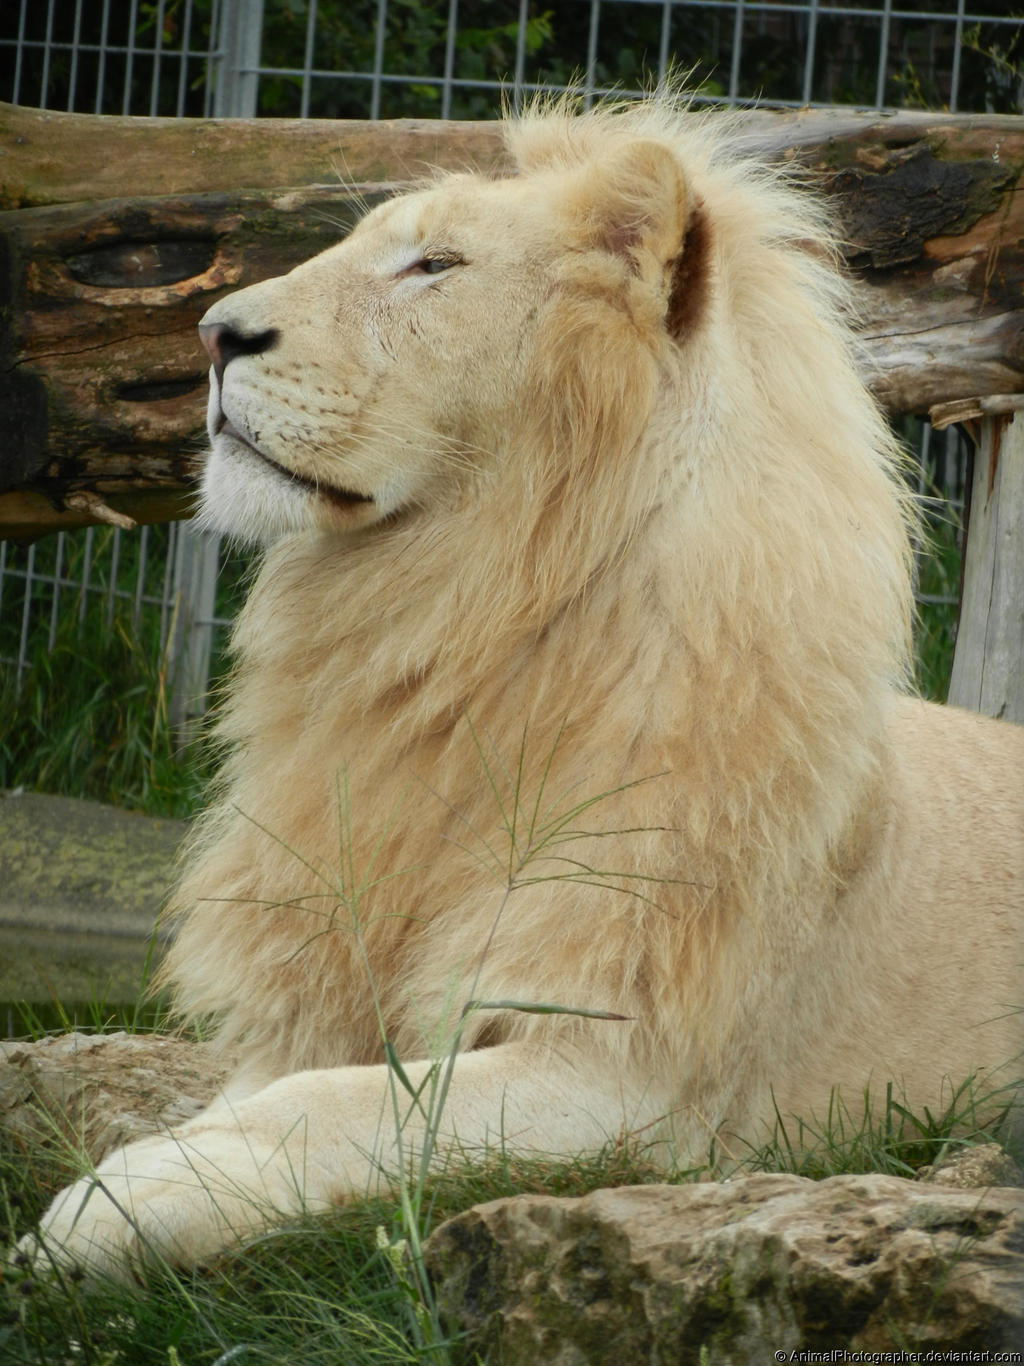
[4,0,1022,119]
[1,0,1013,723]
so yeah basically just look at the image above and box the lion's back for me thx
[830,697,1022,1106]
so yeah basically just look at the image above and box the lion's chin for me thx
[220,422,377,513]
[198,433,381,547]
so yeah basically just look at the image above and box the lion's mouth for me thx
[218,419,375,511]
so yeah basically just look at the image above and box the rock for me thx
[0,789,186,1004]
[918,1142,1024,1189]
[0,1031,231,1162]
[425,1173,1024,1362]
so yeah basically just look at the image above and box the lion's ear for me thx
[565,139,689,267]
[665,200,711,341]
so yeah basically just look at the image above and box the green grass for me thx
[739,1072,1022,1180]
[0,526,232,820]
[0,616,212,820]
[913,502,962,703]
[1,1069,1019,1366]
[0,1100,682,1366]
[4,988,174,1044]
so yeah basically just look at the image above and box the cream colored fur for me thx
[29,95,1024,1275]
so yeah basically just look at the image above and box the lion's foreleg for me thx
[23,1041,651,1277]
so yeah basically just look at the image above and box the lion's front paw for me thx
[21,1124,327,1279]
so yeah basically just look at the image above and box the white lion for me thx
[27,95,1024,1275]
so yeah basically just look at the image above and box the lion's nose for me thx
[198,322,279,386]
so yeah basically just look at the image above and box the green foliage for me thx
[0,613,210,820]
[248,1,1024,117]
[0,529,218,819]
[254,0,561,119]
[1,1191,421,1365]
[913,505,961,703]
[961,16,1024,113]
[5,0,1015,119]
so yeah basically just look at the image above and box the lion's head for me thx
[197,107,714,547]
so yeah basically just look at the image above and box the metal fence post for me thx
[163,0,261,728]
[168,524,222,731]
[212,0,265,118]
[947,399,1024,724]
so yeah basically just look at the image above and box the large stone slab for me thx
[425,1174,1024,1362]
[0,791,186,1004]
[0,1030,231,1160]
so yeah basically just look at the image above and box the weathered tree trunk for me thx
[1,102,1022,538]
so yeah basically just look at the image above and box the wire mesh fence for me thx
[0,0,1012,764]
[3,0,1021,119]
[0,521,247,726]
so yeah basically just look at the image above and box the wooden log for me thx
[1,103,1023,538]
[0,104,508,209]
[947,402,1024,724]
[0,184,390,535]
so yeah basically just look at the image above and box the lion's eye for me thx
[417,255,461,275]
